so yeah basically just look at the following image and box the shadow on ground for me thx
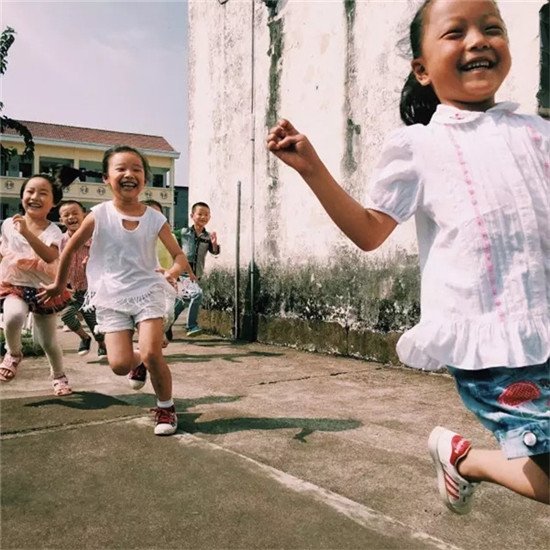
[114,393,361,442]
[2,391,361,443]
[165,350,285,364]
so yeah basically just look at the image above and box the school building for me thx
[0,120,181,226]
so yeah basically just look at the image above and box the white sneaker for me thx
[428,426,479,514]
[151,406,178,436]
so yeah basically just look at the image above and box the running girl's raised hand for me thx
[11,214,29,236]
[267,119,325,179]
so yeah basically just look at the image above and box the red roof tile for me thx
[1,120,177,154]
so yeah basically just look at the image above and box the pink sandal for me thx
[0,353,23,383]
[52,375,72,396]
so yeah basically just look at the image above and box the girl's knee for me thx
[110,360,133,376]
[4,311,27,329]
[141,351,165,372]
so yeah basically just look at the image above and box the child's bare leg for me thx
[459,449,549,504]
[104,330,140,375]
[137,318,172,401]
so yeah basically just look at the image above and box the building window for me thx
[151,167,169,188]
[39,157,74,175]
[539,2,549,118]
[1,152,33,178]
[78,160,103,183]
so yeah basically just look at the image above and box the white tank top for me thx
[85,201,174,311]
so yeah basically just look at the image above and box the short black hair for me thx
[58,199,86,213]
[142,199,163,211]
[102,144,152,183]
[191,201,210,213]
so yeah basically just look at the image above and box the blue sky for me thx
[1,0,189,186]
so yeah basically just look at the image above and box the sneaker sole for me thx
[78,349,90,356]
[154,424,177,436]
[428,426,471,515]
[129,380,146,390]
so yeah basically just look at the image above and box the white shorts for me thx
[95,287,169,333]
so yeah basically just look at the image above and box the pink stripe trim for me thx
[446,128,505,322]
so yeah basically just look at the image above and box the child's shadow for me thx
[23,392,363,443]
[178,413,361,442]
[24,391,133,411]
[117,394,362,443]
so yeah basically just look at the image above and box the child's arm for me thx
[158,223,198,284]
[12,214,59,263]
[38,214,95,299]
[267,119,397,251]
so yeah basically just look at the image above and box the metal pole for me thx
[249,0,256,338]
[234,181,241,340]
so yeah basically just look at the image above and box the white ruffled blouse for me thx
[368,102,549,371]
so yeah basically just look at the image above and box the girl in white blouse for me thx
[267,0,548,514]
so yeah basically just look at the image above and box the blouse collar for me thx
[431,102,520,124]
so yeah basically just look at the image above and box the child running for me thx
[0,174,73,396]
[267,0,549,512]
[39,145,197,435]
[167,202,219,339]
[58,200,106,358]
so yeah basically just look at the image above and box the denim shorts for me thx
[448,359,550,459]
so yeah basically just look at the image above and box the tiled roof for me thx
[1,120,177,154]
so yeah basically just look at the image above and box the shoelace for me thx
[149,407,176,425]
[130,365,147,380]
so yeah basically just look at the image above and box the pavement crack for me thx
[0,413,145,439]
[253,368,370,386]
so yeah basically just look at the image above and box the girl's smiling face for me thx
[103,151,146,199]
[21,177,55,218]
[412,0,511,111]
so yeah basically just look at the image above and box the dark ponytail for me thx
[399,0,440,126]
[400,72,440,126]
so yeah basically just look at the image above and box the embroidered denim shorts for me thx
[448,360,550,459]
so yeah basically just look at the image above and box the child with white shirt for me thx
[267,0,548,513]
[40,145,197,436]
[0,174,73,395]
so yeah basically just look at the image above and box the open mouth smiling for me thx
[461,59,495,71]
[120,181,138,190]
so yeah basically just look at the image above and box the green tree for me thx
[0,26,34,167]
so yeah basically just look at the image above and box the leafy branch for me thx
[1,26,34,164]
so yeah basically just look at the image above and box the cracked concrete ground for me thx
[1,326,548,550]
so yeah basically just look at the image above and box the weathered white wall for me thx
[189,0,545,273]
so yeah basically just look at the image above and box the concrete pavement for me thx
[1,326,547,550]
